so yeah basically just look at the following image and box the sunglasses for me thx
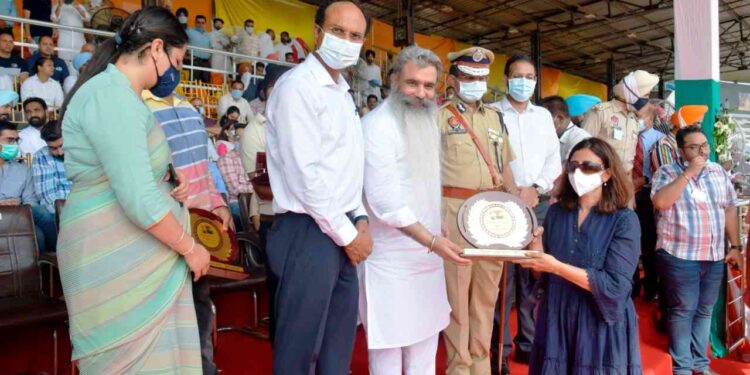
[566,160,605,174]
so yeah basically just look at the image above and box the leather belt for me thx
[442,186,484,200]
[259,214,275,222]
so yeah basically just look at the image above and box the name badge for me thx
[691,187,707,202]
[613,126,624,141]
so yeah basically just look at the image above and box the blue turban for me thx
[565,94,602,117]
[73,52,92,71]
[0,90,19,106]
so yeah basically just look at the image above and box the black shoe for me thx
[513,350,530,364]
[501,357,510,375]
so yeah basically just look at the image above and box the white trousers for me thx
[368,333,439,375]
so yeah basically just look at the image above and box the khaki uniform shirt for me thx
[440,98,515,191]
[581,100,639,172]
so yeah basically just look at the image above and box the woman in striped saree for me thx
[57,7,211,374]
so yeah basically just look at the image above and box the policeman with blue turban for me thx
[565,94,601,125]
[0,90,18,121]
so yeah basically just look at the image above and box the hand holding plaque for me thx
[457,191,540,260]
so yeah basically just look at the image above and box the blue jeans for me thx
[656,250,724,374]
[31,205,57,253]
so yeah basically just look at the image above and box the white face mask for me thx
[178,16,188,24]
[245,26,254,34]
[568,168,604,197]
[316,31,362,70]
[458,80,487,102]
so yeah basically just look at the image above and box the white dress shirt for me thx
[359,62,382,100]
[266,56,366,246]
[50,3,91,61]
[63,74,77,94]
[274,42,294,61]
[209,30,232,71]
[240,113,273,216]
[359,99,450,349]
[19,125,46,157]
[217,94,254,124]
[231,31,261,62]
[490,97,561,191]
[559,121,591,161]
[20,75,64,108]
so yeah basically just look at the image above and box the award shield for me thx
[189,208,248,280]
[457,191,539,260]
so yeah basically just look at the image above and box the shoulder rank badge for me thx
[447,116,467,135]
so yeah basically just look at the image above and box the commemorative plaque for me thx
[189,208,248,280]
[457,191,539,260]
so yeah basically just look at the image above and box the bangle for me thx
[169,230,186,248]
[180,238,196,256]
[428,235,437,253]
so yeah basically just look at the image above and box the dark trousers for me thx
[634,187,659,298]
[193,277,217,375]
[656,250,724,374]
[259,218,276,343]
[491,201,549,363]
[267,213,358,375]
[192,57,211,83]
[31,204,57,253]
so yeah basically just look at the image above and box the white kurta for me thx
[359,100,450,349]
[51,4,90,62]
[209,30,232,72]
[360,62,382,100]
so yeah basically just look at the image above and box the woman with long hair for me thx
[57,6,210,373]
[514,138,642,374]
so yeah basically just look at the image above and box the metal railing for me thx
[0,13,295,94]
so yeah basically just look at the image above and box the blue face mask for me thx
[507,78,536,102]
[624,82,649,111]
[231,89,243,99]
[0,143,19,160]
[149,53,181,98]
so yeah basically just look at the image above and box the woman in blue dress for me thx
[514,137,642,374]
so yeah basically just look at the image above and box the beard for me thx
[0,113,9,121]
[388,90,441,221]
[29,116,45,128]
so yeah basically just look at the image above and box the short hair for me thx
[0,30,13,40]
[266,28,274,33]
[40,120,61,142]
[391,45,443,81]
[244,19,254,25]
[504,52,534,77]
[23,97,47,111]
[231,80,244,88]
[214,18,224,24]
[195,15,206,22]
[256,62,265,69]
[541,95,569,118]
[285,52,294,58]
[176,7,188,16]
[676,125,706,148]
[367,94,377,102]
[39,35,53,44]
[33,57,52,75]
[315,0,371,34]
[0,120,16,133]
[280,31,289,37]
[557,138,633,214]
[365,49,375,59]
[226,106,240,115]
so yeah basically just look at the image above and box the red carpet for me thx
[3,288,750,374]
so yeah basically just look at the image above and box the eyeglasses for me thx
[317,25,364,43]
[566,160,605,174]
[683,142,709,152]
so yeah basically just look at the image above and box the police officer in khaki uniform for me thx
[440,46,520,375]
[582,70,659,172]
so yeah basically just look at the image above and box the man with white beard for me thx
[360,45,470,374]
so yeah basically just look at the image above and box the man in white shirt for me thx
[361,45,469,375]
[231,19,260,63]
[542,95,591,160]
[19,97,48,157]
[21,57,64,108]
[209,18,231,74]
[489,53,561,372]
[359,49,382,100]
[274,31,294,62]
[217,80,253,123]
[264,1,372,373]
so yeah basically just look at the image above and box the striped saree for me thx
[58,64,202,374]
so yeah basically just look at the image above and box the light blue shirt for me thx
[186,28,212,60]
[0,0,17,27]
[639,127,665,180]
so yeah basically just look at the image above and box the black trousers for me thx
[634,187,659,298]
[193,277,217,375]
[267,213,358,375]
[191,57,211,83]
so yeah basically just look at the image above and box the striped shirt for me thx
[632,127,664,184]
[142,91,226,211]
[649,133,678,175]
[216,149,253,203]
[32,146,71,213]
[651,161,738,261]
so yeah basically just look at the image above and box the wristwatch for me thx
[532,183,545,196]
[730,245,743,252]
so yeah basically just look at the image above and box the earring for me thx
[603,181,608,187]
